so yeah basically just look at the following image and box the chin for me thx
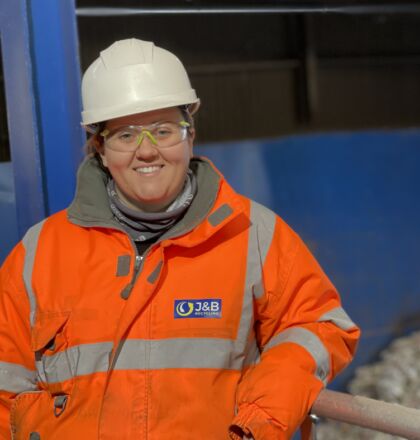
[135,196,169,212]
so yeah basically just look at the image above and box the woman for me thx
[0,39,359,439]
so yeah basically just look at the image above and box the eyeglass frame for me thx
[98,120,191,152]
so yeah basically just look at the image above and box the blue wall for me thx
[196,129,420,389]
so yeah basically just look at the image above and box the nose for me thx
[134,131,159,158]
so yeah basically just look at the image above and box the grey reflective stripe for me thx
[116,255,131,277]
[247,201,276,300]
[0,361,37,393]
[116,338,242,370]
[229,201,277,369]
[22,220,46,327]
[36,342,113,384]
[36,339,244,384]
[318,306,357,331]
[207,203,233,227]
[263,327,330,384]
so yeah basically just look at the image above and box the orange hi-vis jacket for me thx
[0,157,359,440]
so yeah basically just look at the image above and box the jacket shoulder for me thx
[22,210,69,241]
[236,195,298,242]
[20,210,81,259]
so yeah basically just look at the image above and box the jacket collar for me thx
[67,155,246,245]
[67,156,117,227]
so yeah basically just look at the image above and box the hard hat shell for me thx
[81,39,200,125]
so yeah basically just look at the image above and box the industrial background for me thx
[1,0,420,435]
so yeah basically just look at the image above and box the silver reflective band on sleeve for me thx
[318,306,357,331]
[22,220,46,327]
[263,327,330,384]
[0,361,37,393]
[247,201,276,300]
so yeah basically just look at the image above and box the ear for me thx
[92,135,108,167]
[99,150,108,167]
[188,128,195,158]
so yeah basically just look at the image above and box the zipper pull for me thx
[135,255,143,270]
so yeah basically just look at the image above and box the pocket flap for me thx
[31,312,70,352]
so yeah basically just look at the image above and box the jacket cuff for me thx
[229,403,287,440]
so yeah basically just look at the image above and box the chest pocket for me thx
[31,313,74,396]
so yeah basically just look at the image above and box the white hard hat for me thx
[81,38,200,125]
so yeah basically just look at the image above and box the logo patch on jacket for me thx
[174,299,222,318]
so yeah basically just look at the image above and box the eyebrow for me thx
[110,120,181,128]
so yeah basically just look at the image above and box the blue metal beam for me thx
[28,0,85,215]
[0,0,46,235]
[0,0,84,243]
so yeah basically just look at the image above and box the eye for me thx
[116,129,136,142]
[154,125,174,138]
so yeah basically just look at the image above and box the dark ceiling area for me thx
[76,2,420,144]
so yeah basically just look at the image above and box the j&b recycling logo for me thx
[174,299,222,319]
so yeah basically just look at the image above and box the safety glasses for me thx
[99,121,190,152]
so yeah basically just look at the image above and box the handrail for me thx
[312,389,420,439]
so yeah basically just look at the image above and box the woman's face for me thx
[100,107,194,212]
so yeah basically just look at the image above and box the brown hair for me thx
[83,122,106,156]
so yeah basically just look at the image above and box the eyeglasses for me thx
[100,121,190,152]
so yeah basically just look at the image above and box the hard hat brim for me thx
[82,95,200,126]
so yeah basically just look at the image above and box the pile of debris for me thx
[316,331,420,439]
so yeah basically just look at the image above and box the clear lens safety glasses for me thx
[100,121,190,152]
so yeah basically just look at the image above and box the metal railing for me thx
[312,389,420,439]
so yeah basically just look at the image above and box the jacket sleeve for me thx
[230,215,360,440]
[0,243,37,438]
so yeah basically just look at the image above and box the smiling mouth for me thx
[135,165,162,174]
